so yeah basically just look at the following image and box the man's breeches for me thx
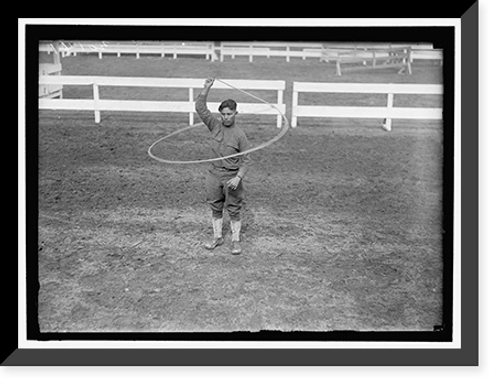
[205,168,244,221]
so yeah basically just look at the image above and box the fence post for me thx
[382,92,394,131]
[336,59,342,76]
[406,49,412,74]
[277,89,284,128]
[93,83,101,124]
[209,43,213,61]
[291,86,298,128]
[189,88,194,126]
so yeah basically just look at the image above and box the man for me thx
[195,77,251,255]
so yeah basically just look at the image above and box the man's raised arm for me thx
[195,77,218,130]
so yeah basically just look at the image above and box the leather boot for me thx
[230,220,242,255]
[204,217,224,250]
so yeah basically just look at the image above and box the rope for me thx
[147,78,290,165]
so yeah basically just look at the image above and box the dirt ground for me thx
[37,54,444,332]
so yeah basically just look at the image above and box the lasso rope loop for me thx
[147,78,290,165]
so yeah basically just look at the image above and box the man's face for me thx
[220,107,237,127]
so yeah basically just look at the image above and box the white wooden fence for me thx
[411,49,443,64]
[40,41,217,61]
[38,76,286,127]
[320,45,443,64]
[219,42,324,62]
[291,82,443,130]
[220,42,442,64]
[320,47,412,76]
[40,41,442,65]
[39,63,62,98]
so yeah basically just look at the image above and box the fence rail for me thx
[291,82,443,130]
[40,41,217,61]
[219,42,442,64]
[220,42,324,62]
[40,41,443,65]
[38,76,286,127]
[320,47,412,76]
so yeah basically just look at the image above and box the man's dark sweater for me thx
[195,93,251,178]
